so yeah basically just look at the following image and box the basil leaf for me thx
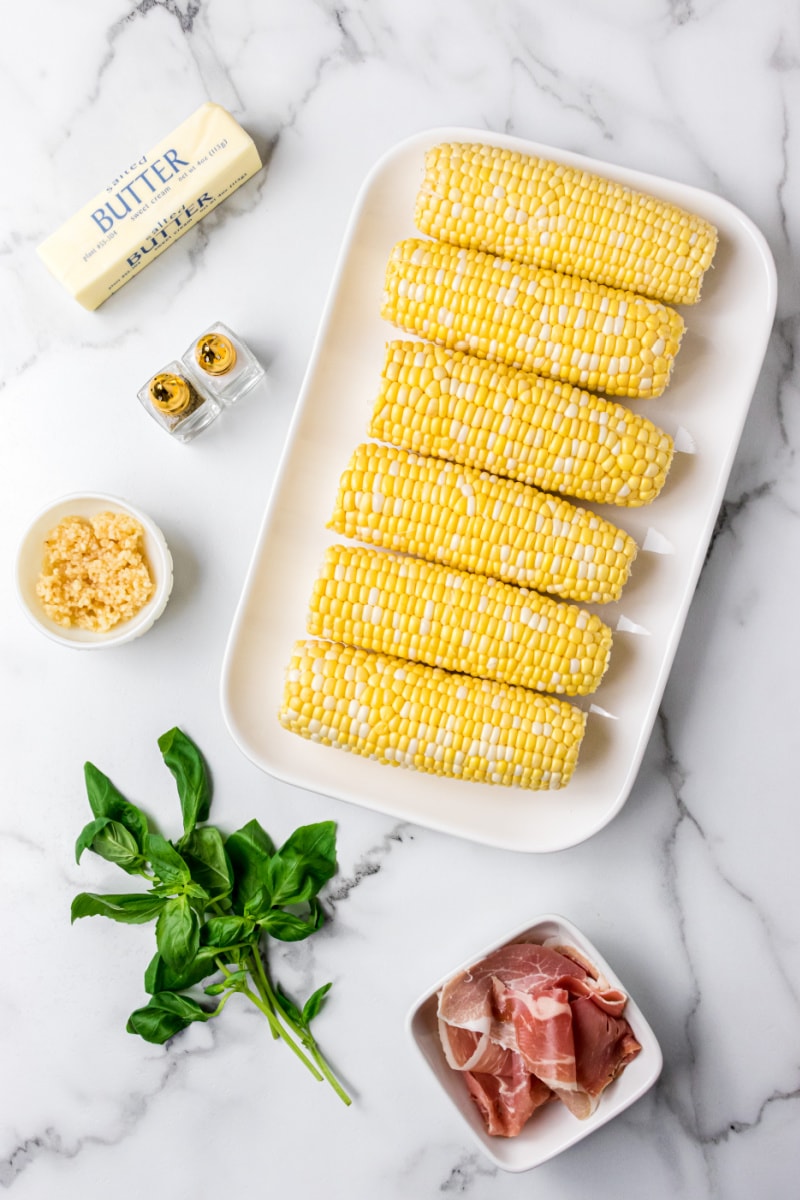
[205,968,248,996]
[184,881,211,901]
[265,851,317,908]
[260,909,319,942]
[157,728,211,835]
[149,881,209,903]
[273,821,338,904]
[145,832,191,886]
[144,946,223,995]
[274,983,303,1026]
[307,897,325,932]
[75,816,111,864]
[179,827,233,898]
[83,762,148,849]
[71,892,165,925]
[156,895,200,972]
[226,820,275,912]
[127,991,210,1043]
[302,982,332,1025]
[202,915,254,948]
[243,885,273,923]
[87,820,143,874]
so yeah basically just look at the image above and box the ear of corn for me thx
[328,443,637,605]
[308,544,612,696]
[381,238,684,400]
[371,341,674,506]
[279,639,587,789]
[416,142,718,305]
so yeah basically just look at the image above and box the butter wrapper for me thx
[37,102,262,310]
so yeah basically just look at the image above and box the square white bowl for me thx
[406,913,662,1172]
[15,492,173,649]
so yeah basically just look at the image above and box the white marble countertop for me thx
[1,2,797,1197]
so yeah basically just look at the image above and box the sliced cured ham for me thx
[571,996,642,1099]
[439,943,584,1032]
[464,1058,553,1138]
[437,940,641,1137]
[547,942,629,1016]
[437,1020,514,1075]
[493,983,578,1091]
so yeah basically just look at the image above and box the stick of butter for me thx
[37,103,262,311]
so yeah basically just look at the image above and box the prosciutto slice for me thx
[437,1021,513,1075]
[464,1058,553,1138]
[494,983,578,1090]
[571,996,643,1099]
[437,940,641,1136]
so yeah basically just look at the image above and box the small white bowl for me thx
[15,492,174,649]
[406,913,662,1173]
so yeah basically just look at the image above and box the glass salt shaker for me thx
[186,322,265,407]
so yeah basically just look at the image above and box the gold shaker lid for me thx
[195,331,237,376]
[149,372,193,416]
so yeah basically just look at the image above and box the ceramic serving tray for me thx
[220,127,776,852]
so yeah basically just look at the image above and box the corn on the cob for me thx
[328,443,637,605]
[416,143,718,305]
[308,544,612,696]
[371,341,674,506]
[280,639,587,789]
[382,238,684,400]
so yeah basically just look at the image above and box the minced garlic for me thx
[36,511,154,632]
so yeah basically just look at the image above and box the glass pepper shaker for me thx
[138,322,265,443]
[138,365,222,443]
[188,322,265,407]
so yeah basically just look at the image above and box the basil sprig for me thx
[72,728,350,1106]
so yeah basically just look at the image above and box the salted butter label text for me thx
[90,149,189,233]
[125,194,214,266]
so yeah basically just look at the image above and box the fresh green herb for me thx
[71,727,350,1106]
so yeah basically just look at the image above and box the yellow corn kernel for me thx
[308,544,612,695]
[279,639,587,789]
[328,442,637,605]
[416,143,718,305]
[381,238,684,400]
[370,341,674,506]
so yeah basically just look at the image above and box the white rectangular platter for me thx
[220,127,776,852]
